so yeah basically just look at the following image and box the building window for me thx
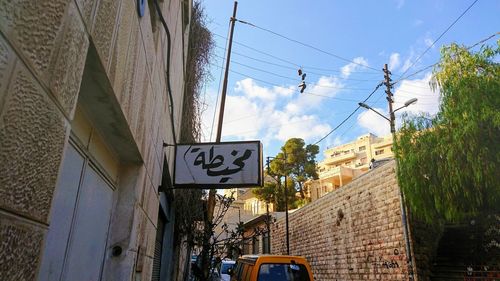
[359,146,366,151]
[375,149,384,155]
[152,211,166,281]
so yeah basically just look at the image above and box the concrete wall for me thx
[271,161,415,280]
[0,0,189,280]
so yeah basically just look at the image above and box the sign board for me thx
[174,141,263,188]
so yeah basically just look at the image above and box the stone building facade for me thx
[271,161,418,280]
[0,0,192,280]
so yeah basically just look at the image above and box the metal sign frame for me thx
[173,141,263,189]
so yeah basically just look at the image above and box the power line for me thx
[212,54,376,91]
[236,19,382,73]
[313,82,384,145]
[223,107,359,125]
[223,115,322,136]
[214,33,300,67]
[208,62,375,101]
[394,32,499,84]
[214,33,381,75]
[398,0,480,79]
[214,45,381,82]
[394,64,436,83]
[466,32,499,49]
[209,21,232,142]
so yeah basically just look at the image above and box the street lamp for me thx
[358,97,418,135]
[360,94,417,279]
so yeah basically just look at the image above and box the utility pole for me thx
[283,152,290,255]
[384,63,414,280]
[265,202,270,253]
[383,63,395,134]
[206,0,237,233]
[202,1,238,276]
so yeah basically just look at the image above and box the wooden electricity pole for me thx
[384,63,414,280]
[202,1,238,276]
[206,0,237,228]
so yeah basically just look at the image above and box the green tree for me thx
[253,176,297,211]
[394,42,500,223]
[280,138,319,199]
[253,138,319,208]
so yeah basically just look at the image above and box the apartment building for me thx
[307,133,394,201]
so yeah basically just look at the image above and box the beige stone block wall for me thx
[0,0,189,280]
[271,161,413,280]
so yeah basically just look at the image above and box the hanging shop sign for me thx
[174,141,263,188]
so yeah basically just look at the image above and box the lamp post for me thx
[266,154,290,255]
[358,97,417,136]
[359,93,418,280]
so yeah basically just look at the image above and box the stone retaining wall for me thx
[271,161,414,280]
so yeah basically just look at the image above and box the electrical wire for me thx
[398,0,480,79]
[153,0,176,144]
[208,62,370,101]
[214,44,382,82]
[214,33,300,67]
[236,19,382,73]
[209,21,232,142]
[313,82,384,145]
[223,107,359,125]
[214,33,381,75]
[394,32,499,84]
[213,55,375,91]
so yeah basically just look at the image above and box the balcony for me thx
[321,150,356,165]
[318,166,354,179]
[373,139,392,149]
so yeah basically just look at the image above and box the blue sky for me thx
[199,0,499,160]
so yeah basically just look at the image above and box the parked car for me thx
[229,255,314,281]
[220,260,236,281]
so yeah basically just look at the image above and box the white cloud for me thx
[273,85,295,97]
[285,76,343,115]
[234,78,293,101]
[389,53,401,71]
[310,76,343,95]
[356,73,439,136]
[399,34,435,75]
[413,19,424,27]
[424,37,434,48]
[200,88,220,142]
[400,48,415,73]
[341,57,369,78]
[331,136,345,147]
[357,108,391,137]
[275,115,331,142]
[205,78,334,146]
[393,72,440,117]
[220,95,265,139]
[395,0,405,9]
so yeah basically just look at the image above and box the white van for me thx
[220,260,236,281]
